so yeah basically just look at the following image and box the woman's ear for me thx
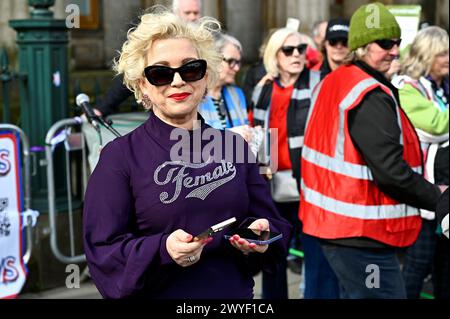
[138,78,147,94]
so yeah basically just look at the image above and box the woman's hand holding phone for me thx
[166,229,212,267]
[228,218,270,255]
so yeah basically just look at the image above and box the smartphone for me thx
[224,228,283,245]
[192,217,237,242]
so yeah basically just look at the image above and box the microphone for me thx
[76,93,100,130]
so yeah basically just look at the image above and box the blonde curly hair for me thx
[114,6,222,104]
[401,26,449,79]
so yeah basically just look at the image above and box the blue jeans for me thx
[321,243,407,299]
[301,234,340,299]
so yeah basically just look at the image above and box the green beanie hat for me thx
[348,2,401,51]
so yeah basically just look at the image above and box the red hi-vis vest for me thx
[299,64,423,247]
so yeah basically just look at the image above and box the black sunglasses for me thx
[144,59,207,86]
[328,38,348,47]
[280,44,308,56]
[375,39,402,50]
[223,57,241,69]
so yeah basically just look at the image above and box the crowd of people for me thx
[82,0,449,299]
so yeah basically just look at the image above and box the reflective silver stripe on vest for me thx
[303,145,422,180]
[309,71,321,91]
[335,77,406,157]
[393,93,404,145]
[305,79,324,127]
[252,86,263,105]
[253,108,268,122]
[292,88,311,101]
[289,136,304,149]
[303,145,373,180]
[336,78,379,160]
[301,180,420,219]
[292,71,320,101]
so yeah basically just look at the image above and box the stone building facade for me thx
[1,0,448,69]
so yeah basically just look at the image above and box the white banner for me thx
[0,132,27,299]
[387,5,422,52]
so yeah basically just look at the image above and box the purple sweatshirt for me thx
[83,112,291,299]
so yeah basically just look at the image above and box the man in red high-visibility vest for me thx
[299,2,444,299]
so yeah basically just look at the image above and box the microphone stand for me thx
[83,113,121,150]
[94,115,122,138]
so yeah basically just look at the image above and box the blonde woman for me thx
[252,28,322,299]
[396,26,448,147]
[394,26,449,299]
[83,8,290,299]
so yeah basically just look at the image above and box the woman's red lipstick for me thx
[169,93,191,101]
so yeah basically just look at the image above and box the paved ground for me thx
[19,269,302,299]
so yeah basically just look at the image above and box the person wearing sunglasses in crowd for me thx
[198,33,250,137]
[299,3,444,299]
[91,0,203,118]
[251,28,321,299]
[393,26,449,299]
[314,18,350,80]
[82,8,290,299]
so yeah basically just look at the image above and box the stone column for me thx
[202,0,220,19]
[0,0,28,51]
[436,0,449,29]
[103,0,141,67]
[289,0,330,33]
[276,0,288,27]
[224,0,263,62]
[262,0,281,31]
[52,0,67,19]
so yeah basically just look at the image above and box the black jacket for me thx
[436,188,449,227]
[319,55,332,80]
[242,60,266,110]
[96,14,141,116]
[323,61,441,249]
[96,74,133,116]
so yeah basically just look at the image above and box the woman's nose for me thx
[171,72,186,87]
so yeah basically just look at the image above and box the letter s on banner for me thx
[0,132,27,299]
[0,150,11,176]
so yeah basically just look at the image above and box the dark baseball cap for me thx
[325,18,350,41]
